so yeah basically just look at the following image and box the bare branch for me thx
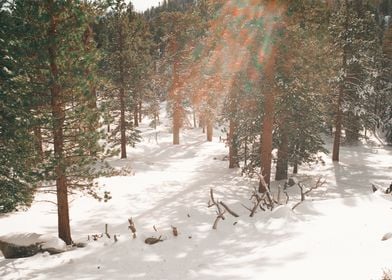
[219,201,239,218]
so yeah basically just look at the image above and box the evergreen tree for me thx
[0,2,39,212]
[98,0,148,158]
[8,0,114,244]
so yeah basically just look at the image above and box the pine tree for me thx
[0,2,39,212]
[8,0,115,244]
[98,0,147,158]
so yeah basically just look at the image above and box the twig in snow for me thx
[128,218,137,239]
[105,224,111,238]
[219,201,239,218]
[292,177,326,210]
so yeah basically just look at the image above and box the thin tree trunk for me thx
[48,3,72,245]
[120,87,127,158]
[118,23,127,159]
[172,60,181,145]
[193,109,197,128]
[138,100,142,124]
[260,91,275,186]
[293,162,298,174]
[134,103,139,127]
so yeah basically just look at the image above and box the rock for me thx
[382,232,392,241]
[0,240,41,259]
[0,233,67,258]
[144,237,163,245]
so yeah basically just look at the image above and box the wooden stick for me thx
[219,201,239,217]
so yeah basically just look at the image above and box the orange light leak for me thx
[172,0,286,115]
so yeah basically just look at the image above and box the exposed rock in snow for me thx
[381,232,392,241]
[0,233,66,258]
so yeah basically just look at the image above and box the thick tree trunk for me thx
[229,119,239,168]
[48,4,72,245]
[275,127,289,181]
[206,118,213,142]
[120,87,127,159]
[333,1,349,162]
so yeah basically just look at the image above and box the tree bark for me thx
[275,126,289,180]
[293,162,298,174]
[333,0,349,162]
[120,87,127,158]
[134,102,139,127]
[118,23,127,159]
[138,100,142,124]
[33,126,44,161]
[229,119,239,168]
[260,90,275,185]
[206,118,213,142]
[172,60,182,145]
[48,3,72,245]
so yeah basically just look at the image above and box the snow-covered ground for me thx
[1,107,392,280]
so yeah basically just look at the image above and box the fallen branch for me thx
[292,177,326,210]
[208,189,227,229]
[105,224,110,238]
[254,172,274,210]
[219,201,239,218]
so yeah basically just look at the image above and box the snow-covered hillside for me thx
[1,108,392,280]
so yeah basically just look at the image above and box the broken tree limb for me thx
[254,172,274,209]
[292,177,326,210]
[105,224,110,238]
[208,189,227,229]
[212,209,226,230]
[219,201,239,218]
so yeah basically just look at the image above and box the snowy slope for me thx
[1,107,392,280]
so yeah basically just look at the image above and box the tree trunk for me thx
[120,87,127,159]
[293,162,298,174]
[33,126,43,161]
[333,1,349,162]
[48,4,72,245]
[173,102,181,145]
[206,118,213,142]
[275,127,289,181]
[229,119,239,168]
[118,22,127,159]
[260,91,275,185]
[138,100,142,124]
[172,60,182,145]
[332,90,343,162]
[134,102,139,127]
[193,109,197,128]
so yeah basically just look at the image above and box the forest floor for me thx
[1,106,392,280]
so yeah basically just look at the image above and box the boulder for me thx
[0,233,67,259]
[0,240,41,259]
